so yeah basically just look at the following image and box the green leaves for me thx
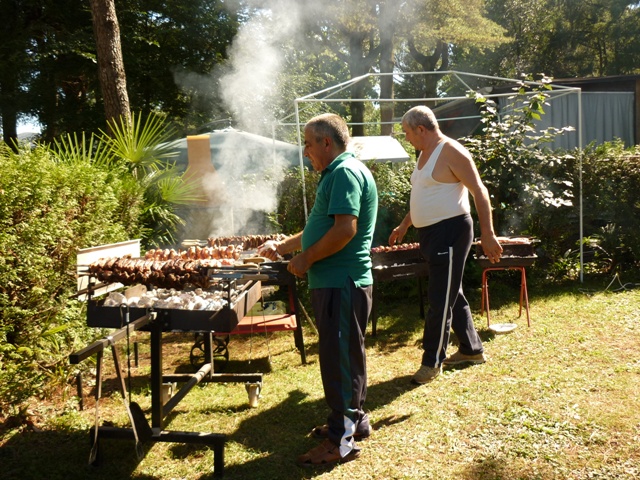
[0,110,199,412]
[51,111,197,248]
[100,112,178,175]
[464,76,576,221]
[0,141,138,412]
[99,113,201,247]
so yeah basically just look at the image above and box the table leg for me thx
[521,267,531,326]
[482,269,491,326]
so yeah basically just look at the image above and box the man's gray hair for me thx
[305,113,350,150]
[402,106,439,131]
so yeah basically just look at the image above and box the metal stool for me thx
[480,266,531,327]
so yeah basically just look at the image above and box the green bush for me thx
[367,160,417,246]
[273,168,319,235]
[0,143,144,415]
[571,141,640,274]
[460,77,640,279]
[463,77,575,237]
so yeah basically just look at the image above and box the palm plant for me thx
[54,112,205,248]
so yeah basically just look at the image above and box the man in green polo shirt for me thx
[258,113,378,467]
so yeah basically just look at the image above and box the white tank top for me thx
[409,141,470,228]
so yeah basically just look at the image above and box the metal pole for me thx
[294,100,308,220]
[578,88,584,283]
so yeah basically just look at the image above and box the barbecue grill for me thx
[474,236,538,269]
[371,243,427,335]
[71,240,305,476]
[474,236,538,326]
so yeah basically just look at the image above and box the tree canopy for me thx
[1,0,639,142]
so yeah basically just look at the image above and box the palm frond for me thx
[52,132,110,166]
[141,202,186,247]
[155,175,208,205]
[101,112,179,176]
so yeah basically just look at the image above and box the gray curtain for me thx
[500,91,634,150]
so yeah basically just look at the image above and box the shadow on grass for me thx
[0,426,153,480]
[369,268,570,343]
[205,373,422,480]
[0,374,516,480]
[460,455,543,480]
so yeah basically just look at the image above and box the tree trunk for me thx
[0,0,23,150]
[346,33,380,137]
[379,49,394,135]
[0,74,19,150]
[89,0,130,134]
[408,37,449,103]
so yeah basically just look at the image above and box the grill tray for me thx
[475,255,537,269]
[371,248,423,267]
[474,236,538,257]
[87,280,262,332]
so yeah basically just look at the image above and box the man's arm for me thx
[287,214,357,277]
[448,145,503,263]
[389,212,413,245]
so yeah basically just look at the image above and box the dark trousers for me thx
[311,278,371,456]
[417,214,484,368]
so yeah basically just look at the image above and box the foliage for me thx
[2,0,639,143]
[570,141,640,275]
[461,76,579,277]
[395,0,508,102]
[0,111,203,414]
[95,112,205,248]
[274,77,640,279]
[367,160,417,246]
[117,0,240,135]
[459,77,640,279]
[458,0,640,78]
[273,159,416,247]
[272,168,319,235]
[0,0,239,141]
[0,143,142,415]
[462,77,576,259]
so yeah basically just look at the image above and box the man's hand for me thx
[287,252,311,278]
[256,240,281,261]
[480,234,503,264]
[389,225,407,246]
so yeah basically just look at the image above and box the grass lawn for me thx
[1,276,639,479]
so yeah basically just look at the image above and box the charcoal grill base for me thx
[371,260,428,336]
[73,281,265,477]
[89,425,226,476]
[190,333,229,369]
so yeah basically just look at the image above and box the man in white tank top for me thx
[389,106,502,384]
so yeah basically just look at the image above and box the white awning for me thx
[348,136,410,163]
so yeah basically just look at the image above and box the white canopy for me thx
[348,136,410,163]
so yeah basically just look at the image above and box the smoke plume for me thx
[175,0,311,239]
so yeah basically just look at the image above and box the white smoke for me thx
[174,0,311,239]
[219,0,306,135]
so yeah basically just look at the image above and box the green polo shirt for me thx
[301,151,378,289]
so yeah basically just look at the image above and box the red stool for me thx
[480,266,531,327]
